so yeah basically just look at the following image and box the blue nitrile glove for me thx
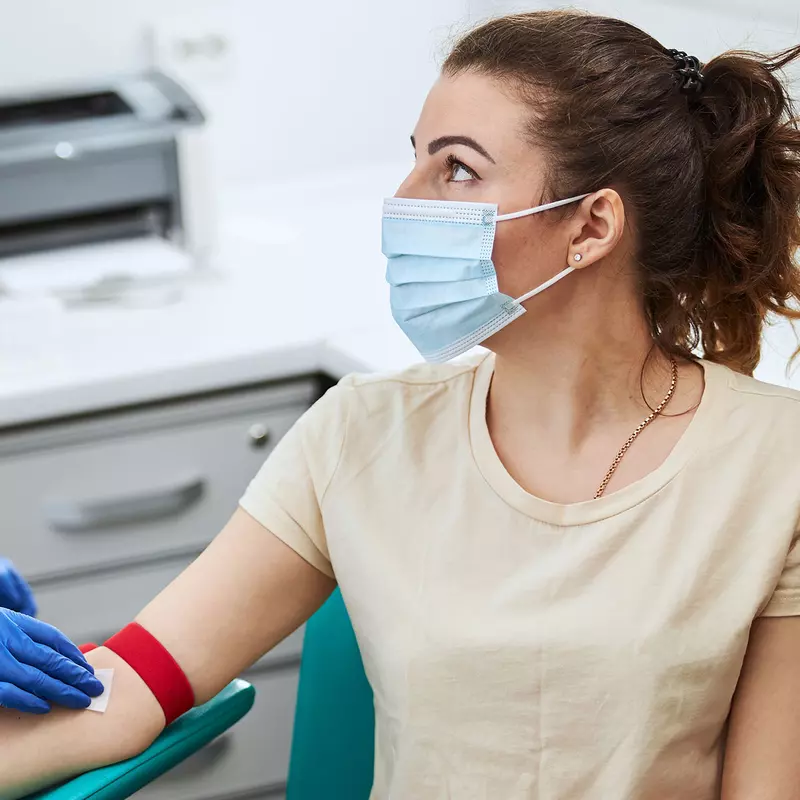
[0,558,37,617]
[0,609,104,714]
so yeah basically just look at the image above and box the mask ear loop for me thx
[496,193,591,222]
[497,192,591,304]
[514,266,575,304]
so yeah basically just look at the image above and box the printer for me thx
[0,71,213,279]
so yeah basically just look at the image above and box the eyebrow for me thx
[410,134,496,164]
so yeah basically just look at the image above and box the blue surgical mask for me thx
[382,193,590,362]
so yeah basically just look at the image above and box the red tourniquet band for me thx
[99,622,195,725]
[79,643,99,654]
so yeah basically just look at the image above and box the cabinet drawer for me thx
[34,557,305,669]
[0,380,315,581]
[137,666,300,800]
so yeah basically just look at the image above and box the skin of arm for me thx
[0,646,163,799]
[721,616,800,799]
[0,508,335,799]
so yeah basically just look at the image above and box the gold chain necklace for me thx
[593,357,678,499]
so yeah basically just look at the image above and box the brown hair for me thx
[443,11,800,375]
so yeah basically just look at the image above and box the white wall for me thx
[1,0,797,188]
[0,0,493,185]
[483,0,800,63]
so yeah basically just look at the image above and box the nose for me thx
[393,166,431,200]
[393,176,419,200]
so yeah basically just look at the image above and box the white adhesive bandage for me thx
[86,669,114,713]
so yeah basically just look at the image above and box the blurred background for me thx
[3,0,797,182]
[0,1,798,798]
[4,0,797,182]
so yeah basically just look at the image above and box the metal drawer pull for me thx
[248,423,271,449]
[46,477,205,532]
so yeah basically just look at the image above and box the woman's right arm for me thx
[0,508,336,798]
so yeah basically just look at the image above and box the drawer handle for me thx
[46,477,205,533]
[248,423,271,449]
[157,733,233,782]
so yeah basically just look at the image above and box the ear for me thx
[566,189,625,268]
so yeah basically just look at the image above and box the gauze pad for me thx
[86,668,114,713]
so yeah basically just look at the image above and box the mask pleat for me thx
[389,278,493,313]
[382,218,487,260]
[385,254,488,285]
[394,292,511,324]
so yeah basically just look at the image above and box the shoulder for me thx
[341,351,487,389]
[299,352,487,457]
[296,353,487,485]
[334,351,487,414]
[713,361,800,413]
[706,360,800,455]
[300,351,487,433]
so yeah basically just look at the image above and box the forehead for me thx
[414,71,532,159]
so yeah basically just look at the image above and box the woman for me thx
[2,10,800,799]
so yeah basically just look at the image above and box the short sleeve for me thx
[238,379,353,579]
[760,528,800,617]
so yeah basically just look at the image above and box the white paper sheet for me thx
[0,237,192,296]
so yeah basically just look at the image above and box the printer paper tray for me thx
[0,202,169,260]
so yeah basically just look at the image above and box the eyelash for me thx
[445,153,480,182]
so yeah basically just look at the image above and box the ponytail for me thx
[693,46,800,374]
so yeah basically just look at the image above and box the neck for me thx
[488,281,675,452]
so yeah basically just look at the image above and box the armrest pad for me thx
[26,680,256,800]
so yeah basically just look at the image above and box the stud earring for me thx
[573,253,583,262]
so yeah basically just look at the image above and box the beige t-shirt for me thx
[239,352,800,799]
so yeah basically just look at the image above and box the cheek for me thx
[491,220,566,294]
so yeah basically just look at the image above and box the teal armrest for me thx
[26,679,255,800]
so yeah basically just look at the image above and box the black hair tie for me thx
[668,49,705,96]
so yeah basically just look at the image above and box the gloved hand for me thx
[0,609,104,714]
[0,558,37,617]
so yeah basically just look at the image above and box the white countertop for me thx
[0,162,797,427]
[0,164,421,427]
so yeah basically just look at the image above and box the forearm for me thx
[135,508,334,704]
[0,509,333,799]
[0,647,164,800]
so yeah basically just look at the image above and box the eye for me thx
[445,154,479,183]
[451,163,473,182]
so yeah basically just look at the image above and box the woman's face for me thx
[395,70,576,302]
